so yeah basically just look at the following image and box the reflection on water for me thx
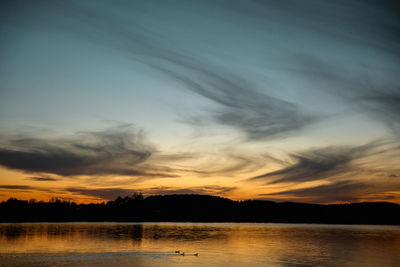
[1,223,400,266]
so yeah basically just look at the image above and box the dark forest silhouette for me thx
[1,194,399,225]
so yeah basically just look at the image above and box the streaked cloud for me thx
[249,141,390,184]
[357,91,400,132]
[144,185,237,196]
[262,180,369,203]
[29,177,59,182]
[261,180,400,203]
[0,125,174,178]
[157,67,318,140]
[0,185,35,190]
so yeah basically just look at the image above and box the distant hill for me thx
[1,194,399,225]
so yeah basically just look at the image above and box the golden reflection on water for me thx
[1,223,400,266]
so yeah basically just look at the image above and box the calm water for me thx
[0,223,399,266]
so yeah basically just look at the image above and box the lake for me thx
[0,223,399,266]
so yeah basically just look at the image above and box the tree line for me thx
[1,194,399,224]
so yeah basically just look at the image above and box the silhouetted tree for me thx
[0,195,399,224]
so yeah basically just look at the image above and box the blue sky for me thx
[0,0,400,203]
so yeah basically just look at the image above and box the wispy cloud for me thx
[156,66,318,140]
[261,179,400,203]
[29,177,59,182]
[357,91,400,132]
[249,141,385,184]
[263,180,369,203]
[0,185,35,190]
[287,52,400,133]
[0,125,176,178]
[233,0,400,134]
[145,185,237,196]
[174,152,269,177]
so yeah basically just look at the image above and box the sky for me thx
[1,0,400,204]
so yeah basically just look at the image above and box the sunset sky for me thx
[1,0,400,203]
